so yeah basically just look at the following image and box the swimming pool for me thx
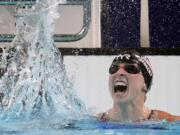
[0,118,180,135]
[0,0,179,135]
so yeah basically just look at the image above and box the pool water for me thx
[0,118,180,135]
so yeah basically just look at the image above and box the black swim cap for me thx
[110,51,153,92]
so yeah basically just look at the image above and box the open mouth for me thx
[114,82,128,94]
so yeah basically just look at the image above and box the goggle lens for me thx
[109,65,140,74]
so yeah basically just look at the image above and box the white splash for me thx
[0,0,87,122]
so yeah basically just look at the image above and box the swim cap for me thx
[110,51,153,92]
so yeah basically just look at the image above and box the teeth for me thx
[115,82,126,86]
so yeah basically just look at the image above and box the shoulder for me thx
[96,112,110,122]
[153,110,180,122]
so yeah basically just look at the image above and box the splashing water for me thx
[0,0,87,122]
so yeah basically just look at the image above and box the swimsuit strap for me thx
[147,110,154,120]
[99,110,157,122]
[99,112,110,122]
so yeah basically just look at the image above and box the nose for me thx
[112,69,127,81]
[117,72,126,78]
[119,73,125,77]
[117,67,126,73]
[116,68,127,76]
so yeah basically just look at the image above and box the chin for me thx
[113,93,130,104]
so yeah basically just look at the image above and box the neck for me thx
[109,101,150,122]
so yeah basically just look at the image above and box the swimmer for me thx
[97,51,180,123]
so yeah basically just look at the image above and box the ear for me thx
[141,83,147,93]
[141,83,147,102]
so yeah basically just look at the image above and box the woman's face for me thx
[108,63,146,104]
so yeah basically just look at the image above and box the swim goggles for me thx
[109,64,141,74]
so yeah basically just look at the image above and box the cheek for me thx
[108,76,113,88]
[108,76,114,93]
[129,75,145,90]
[108,74,114,83]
